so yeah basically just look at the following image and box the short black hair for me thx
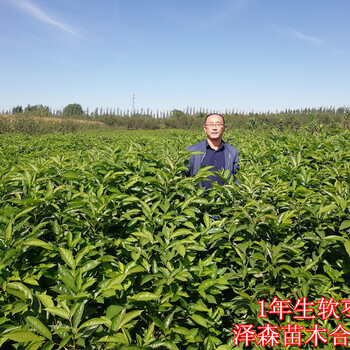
[204,113,225,125]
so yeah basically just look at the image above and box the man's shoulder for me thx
[186,140,207,152]
[223,141,239,163]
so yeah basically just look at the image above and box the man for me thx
[187,113,239,188]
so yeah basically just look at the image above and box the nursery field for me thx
[0,128,350,350]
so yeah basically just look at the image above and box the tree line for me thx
[2,103,350,133]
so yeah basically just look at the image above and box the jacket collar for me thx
[205,139,225,151]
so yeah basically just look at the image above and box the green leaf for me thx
[191,314,208,328]
[106,305,124,320]
[10,300,28,315]
[171,228,192,239]
[104,274,126,290]
[61,171,79,179]
[344,240,350,257]
[45,307,70,320]
[340,220,350,231]
[58,264,76,292]
[59,247,76,270]
[140,200,152,219]
[164,311,175,330]
[128,292,159,301]
[75,245,95,266]
[6,282,33,300]
[5,219,13,242]
[118,310,143,329]
[204,214,211,228]
[24,238,53,250]
[324,235,346,242]
[198,281,214,293]
[26,316,52,340]
[58,335,72,349]
[38,294,55,309]
[144,322,155,345]
[5,330,44,342]
[111,309,126,331]
[52,220,60,235]
[175,244,186,257]
[0,336,7,348]
[73,302,85,329]
[79,317,111,329]
[14,206,36,220]
[22,277,39,286]
[148,341,178,350]
[319,204,337,214]
[80,260,100,274]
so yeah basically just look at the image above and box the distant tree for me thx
[12,105,23,114]
[24,104,51,116]
[62,103,84,117]
[170,109,186,118]
[92,108,99,117]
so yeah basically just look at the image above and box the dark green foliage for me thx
[24,105,51,117]
[62,104,85,117]
[2,106,350,134]
[0,115,106,135]
[0,129,349,349]
[12,106,23,114]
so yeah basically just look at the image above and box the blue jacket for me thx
[186,140,240,182]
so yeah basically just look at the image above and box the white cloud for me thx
[290,28,325,46]
[8,0,89,41]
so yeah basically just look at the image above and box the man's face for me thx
[204,114,226,140]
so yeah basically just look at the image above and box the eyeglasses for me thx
[205,123,225,128]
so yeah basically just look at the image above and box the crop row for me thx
[0,129,349,349]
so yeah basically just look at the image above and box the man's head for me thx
[204,113,226,142]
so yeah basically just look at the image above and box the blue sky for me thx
[1,0,349,114]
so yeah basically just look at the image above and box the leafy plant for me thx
[0,129,349,349]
